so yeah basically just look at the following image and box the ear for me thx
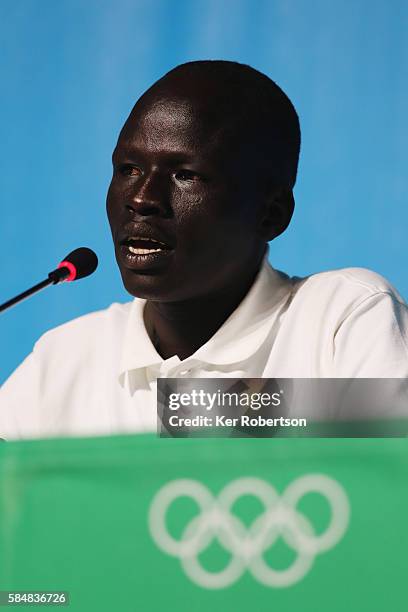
[257,186,295,241]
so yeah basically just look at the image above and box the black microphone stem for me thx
[0,268,69,314]
[0,278,53,313]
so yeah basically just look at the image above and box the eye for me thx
[174,169,201,183]
[118,164,143,177]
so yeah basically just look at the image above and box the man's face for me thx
[107,93,267,302]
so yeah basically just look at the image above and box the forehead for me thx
[116,97,221,158]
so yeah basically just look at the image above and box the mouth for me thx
[121,236,172,254]
[118,233,174,270]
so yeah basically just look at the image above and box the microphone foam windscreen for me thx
[63,247,98,280]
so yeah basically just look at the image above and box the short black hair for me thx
[161,60,301,189]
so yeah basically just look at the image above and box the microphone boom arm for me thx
[0,247,97,314]
[0,268,70,314]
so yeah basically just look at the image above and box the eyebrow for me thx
[112,143,200,166]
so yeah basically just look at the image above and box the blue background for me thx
[1,0,407,383]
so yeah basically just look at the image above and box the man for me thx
[1,60,407,439]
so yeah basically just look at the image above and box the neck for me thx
[143,262,263,361]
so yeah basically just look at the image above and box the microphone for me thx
[49,247,99,284]
[0,247,98,314]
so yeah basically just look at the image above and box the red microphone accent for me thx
[58,260,77,282]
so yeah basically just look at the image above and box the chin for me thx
[120,269,181,302]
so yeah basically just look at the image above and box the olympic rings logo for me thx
[148,475,350,589]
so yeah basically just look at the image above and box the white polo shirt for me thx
[1,258,407,439]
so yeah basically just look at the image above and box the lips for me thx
[117,224,175,271]
[119,224,174,248]
[122,235,167,254]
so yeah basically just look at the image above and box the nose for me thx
[126,170,167,216]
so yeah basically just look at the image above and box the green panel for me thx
[0,435,407,611]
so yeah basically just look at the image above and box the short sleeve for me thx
[0,349,41,440]
[333,292,408,377]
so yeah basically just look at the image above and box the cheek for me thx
[106,182,113,214]
[175,193,205,226]
[106,179,126,222]
[175,186,255,234]
[176,194,232,248]
[106,186,115,223]
[172,191,237,256]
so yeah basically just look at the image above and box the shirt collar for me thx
[118,251,292,383]
[118,298,163,385]
[192,260,292,365]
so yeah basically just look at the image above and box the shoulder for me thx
[291,267,406,311]
[281,267,408,342]
[297,267,402,294]
[32,301,134,354]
